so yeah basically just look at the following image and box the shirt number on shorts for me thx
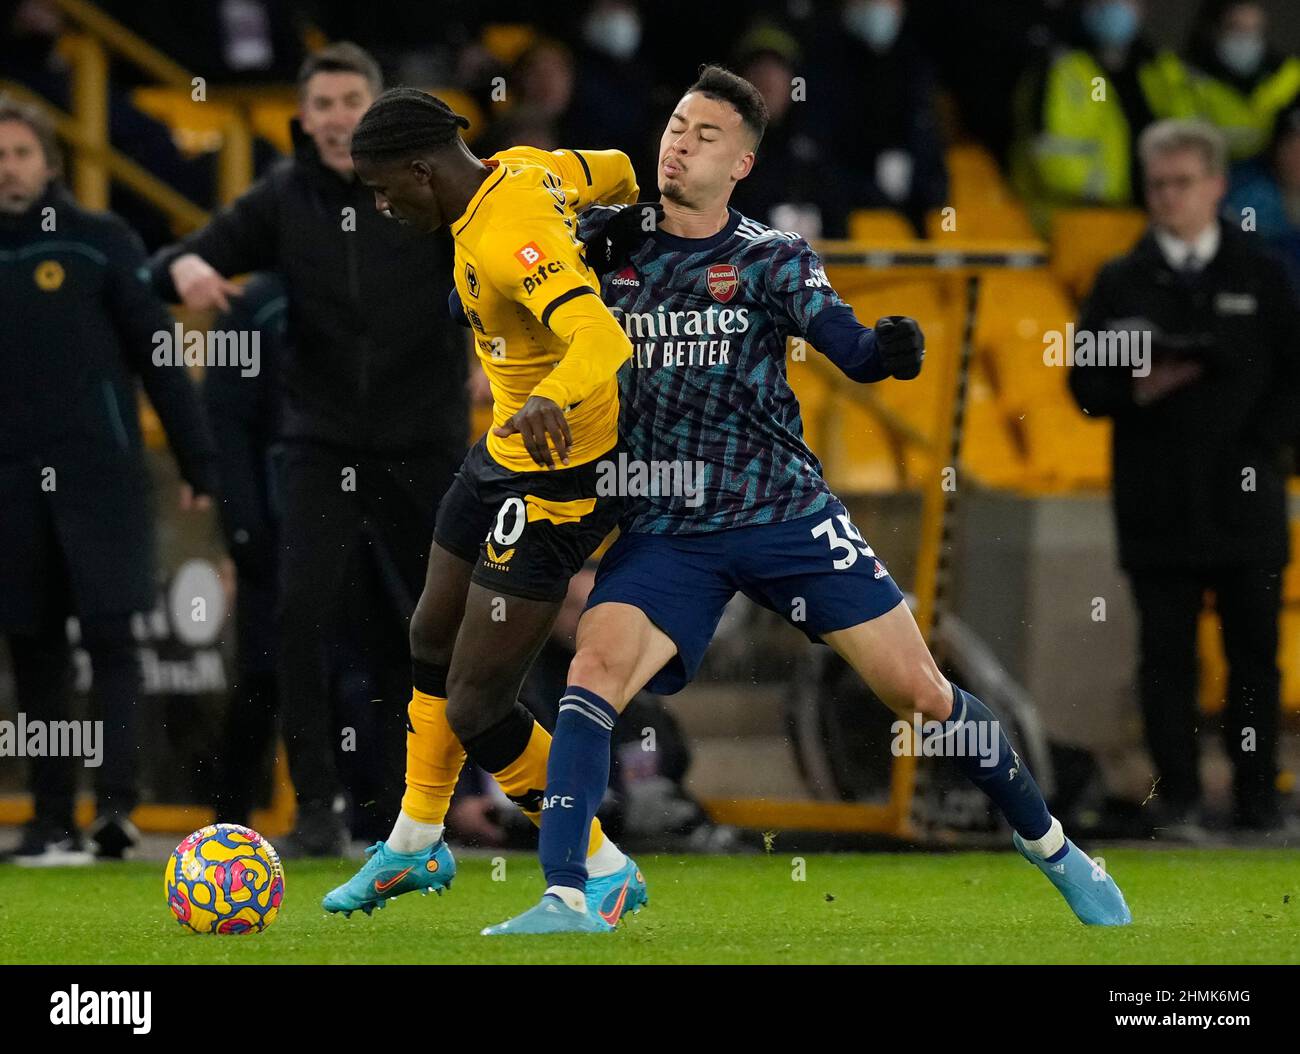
[489,496,527,546]
[811,513,874,570]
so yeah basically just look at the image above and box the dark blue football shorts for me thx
[586,499,905,694]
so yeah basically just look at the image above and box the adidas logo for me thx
[610,266,641,288]
[1051,863,1066,874]
[872,559,889,580]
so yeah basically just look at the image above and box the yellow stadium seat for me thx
[931,200,1037,241]
[835,396,905,493]
[847,209,916,243]
[1051,208,1148,303]
[960,369,1027,488]
[987,337,1069,416]
[1020,403,1109,489]
[788,341,903,493]
[973,271,1075,357]
[946,143,1014,206]
[131,87,239,155]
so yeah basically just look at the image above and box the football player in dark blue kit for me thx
[484,66,1131,935]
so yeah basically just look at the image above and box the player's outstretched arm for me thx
[767,234,924,382]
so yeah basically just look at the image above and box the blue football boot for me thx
[585,857,648,926]
[481,893,614,936]
[1013,832,1132,926]
[322,839,455,917]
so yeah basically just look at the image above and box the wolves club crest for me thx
[706,263,739,303]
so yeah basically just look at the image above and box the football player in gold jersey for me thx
[322,88,647,924]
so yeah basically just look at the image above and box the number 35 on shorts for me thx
[811,510,885,574]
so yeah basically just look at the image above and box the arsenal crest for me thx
[706,263,739,303]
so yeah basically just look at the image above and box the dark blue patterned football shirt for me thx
[580,205,848,535]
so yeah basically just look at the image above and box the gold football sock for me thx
[400,689,467,825]
[491,717,607,855]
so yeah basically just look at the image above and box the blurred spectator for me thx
[1186,1,1300,164]
[1225,102,1300,274]
[805,0,948,234]
[565,1,662,180]
[148,44,467,856]
[1068,119,1300,836]
[1012,0,1198,224]
[0,94,216,864]
[205,273,285,828]
[476,38,575,154]
[732,23,850,238]
[0,0,217,248]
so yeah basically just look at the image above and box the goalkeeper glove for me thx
[875,315,925,380]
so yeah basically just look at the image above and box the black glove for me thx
[875,315,925,380]
[582,202,664,276]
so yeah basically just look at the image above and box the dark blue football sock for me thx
[539,685,618,893]
[943,682,1055,845]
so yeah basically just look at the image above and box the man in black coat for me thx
[0,95,216,863]
[1070,119,1300,834]
[149,43,468,853]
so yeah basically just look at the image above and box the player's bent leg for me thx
[567,601,681,711]
[484,603,673,935]
[396,542,474,844]
[823,601,1131,927]
[447,584,634,911]
[323,543,472,915]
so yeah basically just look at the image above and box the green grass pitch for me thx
[1,849,1297,964]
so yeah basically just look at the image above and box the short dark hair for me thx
[350,88,471,163]
[298,41,383,99]
[0,93,63,177]
[685,64,768,148]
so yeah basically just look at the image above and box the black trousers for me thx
[275,440,460,821]
[1127,565,1282,816]
[7,610,141,829]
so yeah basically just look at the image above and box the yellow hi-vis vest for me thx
[1014,48,1198,208]
[1188,57,1300,161]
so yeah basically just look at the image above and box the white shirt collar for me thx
[1153,223,1221,271]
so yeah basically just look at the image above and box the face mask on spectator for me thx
[584,8,641,60]
[1217,32,1265,77]
[1083,1,1140,49]
[843,0,902,53]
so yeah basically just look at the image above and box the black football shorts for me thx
[433,436,625,602]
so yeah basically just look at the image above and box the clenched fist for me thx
[875,315,925,380]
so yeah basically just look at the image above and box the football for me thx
[164,823,284,935]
